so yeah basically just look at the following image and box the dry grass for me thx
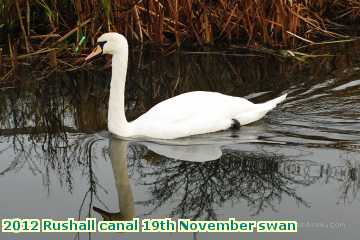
[0,0,359,81]
[1,0,359,52]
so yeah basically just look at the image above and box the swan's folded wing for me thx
[130,91,255,139]
[133,91,253,123]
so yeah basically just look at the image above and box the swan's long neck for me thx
[108,53,131,136]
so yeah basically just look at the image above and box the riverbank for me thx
[1,1,359,50]
[0,0,359,81]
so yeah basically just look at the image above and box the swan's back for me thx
[135,91,253,122]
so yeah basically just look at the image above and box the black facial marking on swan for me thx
[98,41,106,49]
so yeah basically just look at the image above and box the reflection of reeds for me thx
[1,40,360,133]
[0,0,359,59]
[130,147,310,219]
[125,41,360,116]
[0,70,108,177]
[129,145,360,219]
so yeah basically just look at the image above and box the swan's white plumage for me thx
[92,33,287,140]
[131,91,286,139]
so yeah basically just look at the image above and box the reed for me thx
[0,0,359,63]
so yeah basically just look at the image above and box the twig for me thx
[0,68,15,82]
[30,34,61,39]
[286,31,315,44]
[294,38,357,51]
[15,0,31,53]
[56,18,92,44]
[15,48,58,60]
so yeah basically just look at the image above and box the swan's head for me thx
[85,32,128,61]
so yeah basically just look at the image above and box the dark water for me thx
[1,42,360,239]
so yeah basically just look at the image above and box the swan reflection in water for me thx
[94,132,314,220]
[93,139,135,221]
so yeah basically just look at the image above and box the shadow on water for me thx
[1,41,360,239]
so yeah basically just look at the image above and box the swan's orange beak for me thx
[85,45,102,61]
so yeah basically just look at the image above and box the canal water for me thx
[1,41,360,239]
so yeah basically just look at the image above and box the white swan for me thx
[86,32,287,140]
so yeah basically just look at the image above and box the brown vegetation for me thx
[1,0,359,53]
[0,0,359,81]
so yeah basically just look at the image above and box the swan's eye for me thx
[98,41,106,50]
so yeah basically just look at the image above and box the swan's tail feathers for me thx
[263,93,287,109]
[234,94,287,126]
